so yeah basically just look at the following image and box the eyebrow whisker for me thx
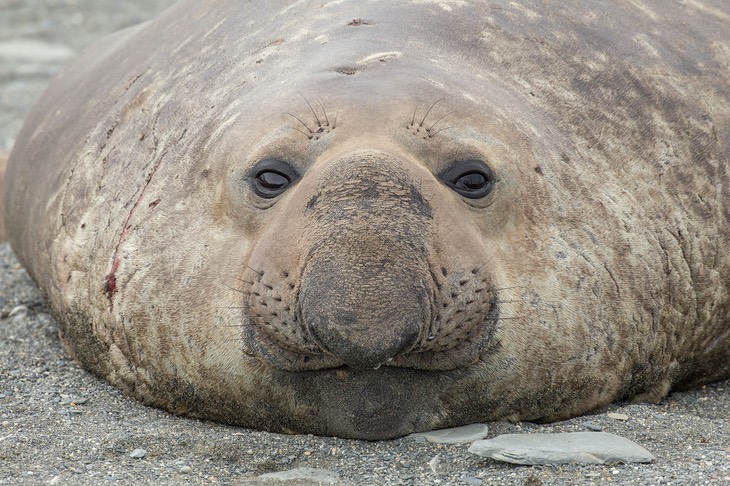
[300,93,322,128]
[317,100,330,126]
[411,104,419,126]
[428,111,452,131]
[420,98,444,126]
[285,113,314,134]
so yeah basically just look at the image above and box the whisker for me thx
[299,93,322,127]
[428,111,452,131]
[471,256,496,274]
[485,315,526,321]
[221,282,246,294]
[223,272,257,286]
[222,278,254,288]
[428,125,453,137]
[410,104,418,126]
[242,265,264,277]
[419,98,444,126]
[291,126,314,139]
[285,113,313,134]
[317,100,330,126]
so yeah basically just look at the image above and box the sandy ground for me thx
[0,1,728,484]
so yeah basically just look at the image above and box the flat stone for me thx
[59,396,89,406]
[608,412,629,421]
[582,421,603,431]
[129,448,147,459]
[428,454,441,473]
[410,423,489,444]
[258,467,340,483]
[8,305,27,317]
[468,432,654,465]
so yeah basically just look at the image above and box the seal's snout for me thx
[297,153,434,369]
[299,260,426,369]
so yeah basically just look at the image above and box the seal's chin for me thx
[279,365,462,439]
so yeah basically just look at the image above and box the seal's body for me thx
[4,0,729,439]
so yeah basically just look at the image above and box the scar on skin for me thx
[358,51,402,64]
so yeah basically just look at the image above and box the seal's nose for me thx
[297,150,434,369]
[299,260,425,369]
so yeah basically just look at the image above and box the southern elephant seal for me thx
[3,0,729,439]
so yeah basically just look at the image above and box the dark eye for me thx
[249,159,299,198]
[439,160,495,199]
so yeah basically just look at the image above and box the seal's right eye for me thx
[249,159,299,198]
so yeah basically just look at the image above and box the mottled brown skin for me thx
[3,0,729,439]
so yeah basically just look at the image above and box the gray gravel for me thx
[0,1,728,484]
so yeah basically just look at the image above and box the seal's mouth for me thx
[243,292,500,373]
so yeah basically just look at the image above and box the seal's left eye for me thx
[439,159,495,199]
[454,172,488,192]
[249,159,299,198]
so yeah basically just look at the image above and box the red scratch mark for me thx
[103,152,167,308]
[103,261,119,299]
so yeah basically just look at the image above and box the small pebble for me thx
[129,449,147,459]
[60,396,89,406]
[583,421,603,431]
[607,413,629,421]
[179,465,192,474]
[9,305,28,317]
[429,454,441,474]
[410,423,489,444]
[462,476,482,485]
[258,467,340,484]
